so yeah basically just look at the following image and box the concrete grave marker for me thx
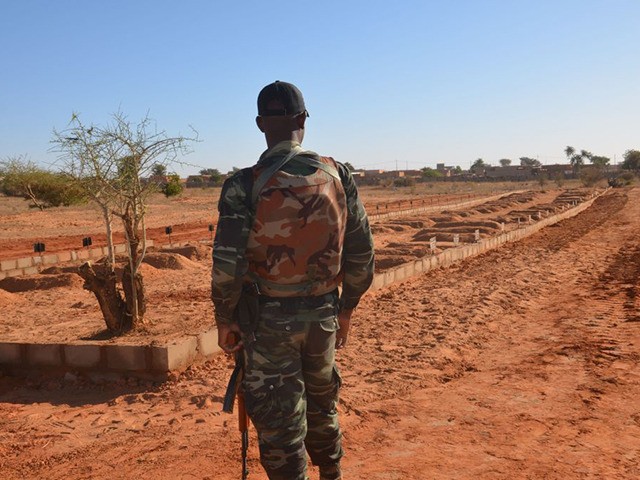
[430,236,437,253]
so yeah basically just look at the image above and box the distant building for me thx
[485,165,537,180]
[543,164,574,178]
[435,163,456,177]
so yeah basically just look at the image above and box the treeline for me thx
[0,156,86,210]
[0,156,187,210]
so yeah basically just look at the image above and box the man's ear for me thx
[256,116,265,132]
[295,113,307,130]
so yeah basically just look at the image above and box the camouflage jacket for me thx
[212,141,374,325]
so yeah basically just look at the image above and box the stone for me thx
[28,344,62,367]
[65,344,102,368]
[106,345,146,371]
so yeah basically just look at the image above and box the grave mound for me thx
[0,272,84,293]
[161,244,211,261]
[142,252,201,270]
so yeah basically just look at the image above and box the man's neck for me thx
[265,132,303,149]
[259,140,302,163]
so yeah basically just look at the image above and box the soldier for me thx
[212,80,374,480]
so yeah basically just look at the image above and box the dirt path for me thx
[1,188,639,479]
[340,188,640,479]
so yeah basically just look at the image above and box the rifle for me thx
[222,332,250,479]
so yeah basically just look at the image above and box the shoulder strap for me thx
[291,155,341,181]
[251,145,304,204]
[239,167,255,211]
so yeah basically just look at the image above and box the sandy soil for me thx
[0,246,214,344]
[1,186,639,479]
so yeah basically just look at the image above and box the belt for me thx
[257,289,339,310]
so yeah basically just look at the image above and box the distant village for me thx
[183,160,624,188]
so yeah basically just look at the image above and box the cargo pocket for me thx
[244,376,282,429]
[317,366,342,414]
[318,316,339,333]
[333,365,342,390]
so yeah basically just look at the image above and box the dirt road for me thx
[1,188,639,479]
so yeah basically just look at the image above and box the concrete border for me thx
[0,327,220,379]
[0,240,155,280]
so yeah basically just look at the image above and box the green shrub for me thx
[36,173,86,206]
[394,177,416,187]
[616,172,635,185]
[421,167,443,179]
[1,159,86,208]
[162,173,183,197]
[579,169,604,187]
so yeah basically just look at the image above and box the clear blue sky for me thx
[2,0,639,175]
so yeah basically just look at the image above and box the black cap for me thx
[257,81,308,117]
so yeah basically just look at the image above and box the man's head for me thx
[256,80,308,147]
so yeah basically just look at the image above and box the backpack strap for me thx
[239,167,255,212]
[251,145,304,204]
[291,155,341,181]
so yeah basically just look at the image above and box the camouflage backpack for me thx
[242,147,347,297]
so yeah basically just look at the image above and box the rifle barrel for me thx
[241,430,249,479]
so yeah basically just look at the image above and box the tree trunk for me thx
[25,184,45,211]
[100,204,116,268]
[78,262,127,332]
[122,264,146,330]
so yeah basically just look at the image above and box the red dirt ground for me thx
[1,186,640,479]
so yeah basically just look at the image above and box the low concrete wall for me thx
[0,327,219,380]
[0,242,144,280]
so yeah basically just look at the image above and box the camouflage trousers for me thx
[242,296,343,480]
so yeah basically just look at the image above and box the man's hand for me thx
[217,323,243,354]
[336,309,354,350]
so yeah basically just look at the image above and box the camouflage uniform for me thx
[212,140,374,479]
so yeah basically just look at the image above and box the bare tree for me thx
[51,112,197,333]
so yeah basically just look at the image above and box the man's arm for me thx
[335,163,375,347]
[338,163,375,308]
[212,170,252,351]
